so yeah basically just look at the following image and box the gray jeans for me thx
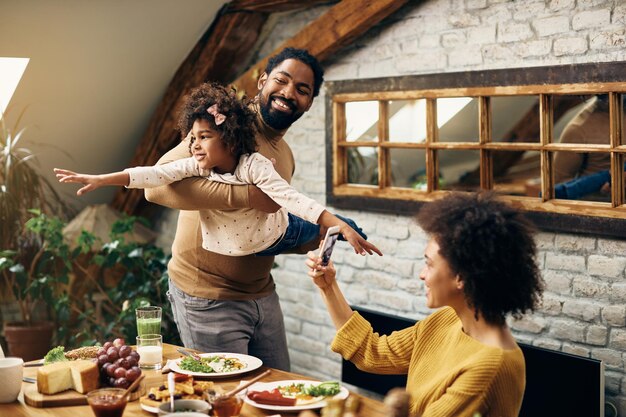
[166,279,290,371]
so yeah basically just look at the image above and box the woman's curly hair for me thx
[416,192,544,326]
[177,82,257,158]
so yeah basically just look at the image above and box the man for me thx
[144,47,324,371]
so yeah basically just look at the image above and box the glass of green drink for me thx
[135,306,161,336]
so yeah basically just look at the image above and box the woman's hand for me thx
[339,223,383,257]
[306,250,337,290]
[54,168,103,195]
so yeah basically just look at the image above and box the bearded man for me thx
[144,48,324,371]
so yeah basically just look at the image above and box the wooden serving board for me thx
[23,384,87,407]
[23,384,144,408]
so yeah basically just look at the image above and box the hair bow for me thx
[207,104,226,126]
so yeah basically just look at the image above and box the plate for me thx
[168,352,262,378]
[140,402,159,414]
[244,379,349,411]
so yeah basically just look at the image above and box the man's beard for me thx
[259,94,304,130]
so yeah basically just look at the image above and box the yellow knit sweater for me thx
[331,307,525,417]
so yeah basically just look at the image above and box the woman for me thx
[306,192,544,417]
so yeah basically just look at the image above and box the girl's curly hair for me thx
[177,82,257,158]
[416,192,544,326]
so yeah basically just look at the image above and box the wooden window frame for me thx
[325,62,626,238]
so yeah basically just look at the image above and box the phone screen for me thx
[319,228,340,266]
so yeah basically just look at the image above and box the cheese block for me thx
[37,360,99,395]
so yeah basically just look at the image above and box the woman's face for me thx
[190,119,233,171]
[419,239,464,309]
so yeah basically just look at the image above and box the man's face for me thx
[257,58,315,130]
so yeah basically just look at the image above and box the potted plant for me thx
[0,110,71,360]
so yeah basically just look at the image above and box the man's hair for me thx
[265,47,324,97]
[415,192,544,326]
[177,82,257,158]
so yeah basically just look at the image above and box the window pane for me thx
[389,99,427,143]
[347,147,379,186]
[438,150,480,191]
[345,101,378,142]
[492,96,540,143]
[552,151,611,203]
[389,148,426,189]
[437,97,478,142]
[492,150,541,198]
[554,94,610,145]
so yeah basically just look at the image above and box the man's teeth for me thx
[273,98,291,110]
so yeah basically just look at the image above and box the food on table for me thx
[37,360,99,394]
[179,355,245,373]
[209,391,246,417]
[43,346,68,365]
[96,338,142,390]
[139,373,214,409]
[65,346,101,360]
[87,388,128,417]
[247,381,342,406]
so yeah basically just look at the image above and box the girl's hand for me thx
[340,224,383,257]
[305,250,336,290]
[54,168,102,196]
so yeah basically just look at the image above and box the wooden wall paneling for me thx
[230,0,411,98]
[426,98,438,192]
[610,92,624,206]
[479,96,493,190]
[333,101,347,187]
[111,6,269,214]
[378,101,389,189]
[539,94,554,201]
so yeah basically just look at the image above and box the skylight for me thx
[0,57,30,115]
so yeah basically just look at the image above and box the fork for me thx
[176,347,202,361]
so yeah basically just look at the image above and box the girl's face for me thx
[190,119,235,173]
[419,239,464,309]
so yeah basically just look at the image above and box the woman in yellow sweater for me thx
[306,192,544,417]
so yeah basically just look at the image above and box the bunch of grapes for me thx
[95,338,142,389]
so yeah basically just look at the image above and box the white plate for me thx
[140,402,159,414]
[168,352,262,378]
[244,379,349,412]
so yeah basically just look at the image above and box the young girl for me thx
[55,82,381,258]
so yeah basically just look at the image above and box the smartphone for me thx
[318,226,341,266]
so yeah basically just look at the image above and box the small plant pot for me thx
[4,321,54,361]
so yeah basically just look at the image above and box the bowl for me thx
[160,413,210,417]
[157,399,211,415]
[86,388,128,417]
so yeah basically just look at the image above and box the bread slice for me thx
[37,360,99,395]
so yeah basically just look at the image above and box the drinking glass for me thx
[136,306,162,336]
[136,334,163,370]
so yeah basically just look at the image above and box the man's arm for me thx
[144,137,278,212]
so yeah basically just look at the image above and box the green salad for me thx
[179,355,245,373]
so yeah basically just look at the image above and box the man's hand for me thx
[248,186,281,213]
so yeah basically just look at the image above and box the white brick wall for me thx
[154,0,626,414]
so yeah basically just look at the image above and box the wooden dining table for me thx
[4,343,387,417]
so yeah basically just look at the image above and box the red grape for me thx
[106,364,118,377]
[97,348,107,357]
[103,342,113,350]
[97,354,109,367]
[114,377,129,389]
[126,356,138,368]
[119,345,132,358]
[113,367,126,379]
[113,338,125,348]
[107,347,119,361]
[125,367,140,382]
[119,358,131,369]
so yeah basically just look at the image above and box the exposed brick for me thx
[354,269,399,290]
[369,289,415,311]
[366,256,414,278]
[590,29,626,50]
[483,4,513,25]
[603,305,626,327]
[512,1,547,22]
[609,328,626,351]
[572,9,611,30]
[548,0,575,12]
[610,282,626,303]
[516,40,552,58]
[510,315,547,333]
[344,284,370,306]
[572,277,610,299]
[288,334,326,354]
[549,318,586,342]
[419,34,441,48]
[498,22,534,43]
[283,316,301,334]
[467,25,497,44]
[543,270,573,294]
[375,220,410,240]
[545,253,585,272]
[535,232,555,249]
[448,13,480,28]
[482,44,516,61]
[604,370,622,395]
[591,348,624,369]
[533,338,563,351]
[562,299,600,322]
[539,294,564,315]
[397,277,424,296]
[586,325,608,345]
[562,343,590,357]
[587,255,626,278]
[449,46,483,67]
[466,0,487,9]
[441,31,467,48]
[554,234,595,252]
[554,37,588,56]
[301,322,321,339]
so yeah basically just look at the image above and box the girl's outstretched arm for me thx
[54,168,129,196]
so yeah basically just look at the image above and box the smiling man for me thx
[144,48,324,371]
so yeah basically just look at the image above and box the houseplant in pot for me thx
[0,110,71,360]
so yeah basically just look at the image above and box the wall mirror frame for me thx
[325,62,626,237]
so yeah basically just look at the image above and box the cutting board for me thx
[23,384,88,407]
[23,383,144,408]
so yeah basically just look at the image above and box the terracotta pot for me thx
[4,321,54,361]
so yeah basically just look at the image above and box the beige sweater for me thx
[127,153,324,256]
[332,307,526,417]
[144,110,307,299]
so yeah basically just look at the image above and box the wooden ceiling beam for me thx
[231,0,411,98]
[110,6,268,214]
[229,0,338,13]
